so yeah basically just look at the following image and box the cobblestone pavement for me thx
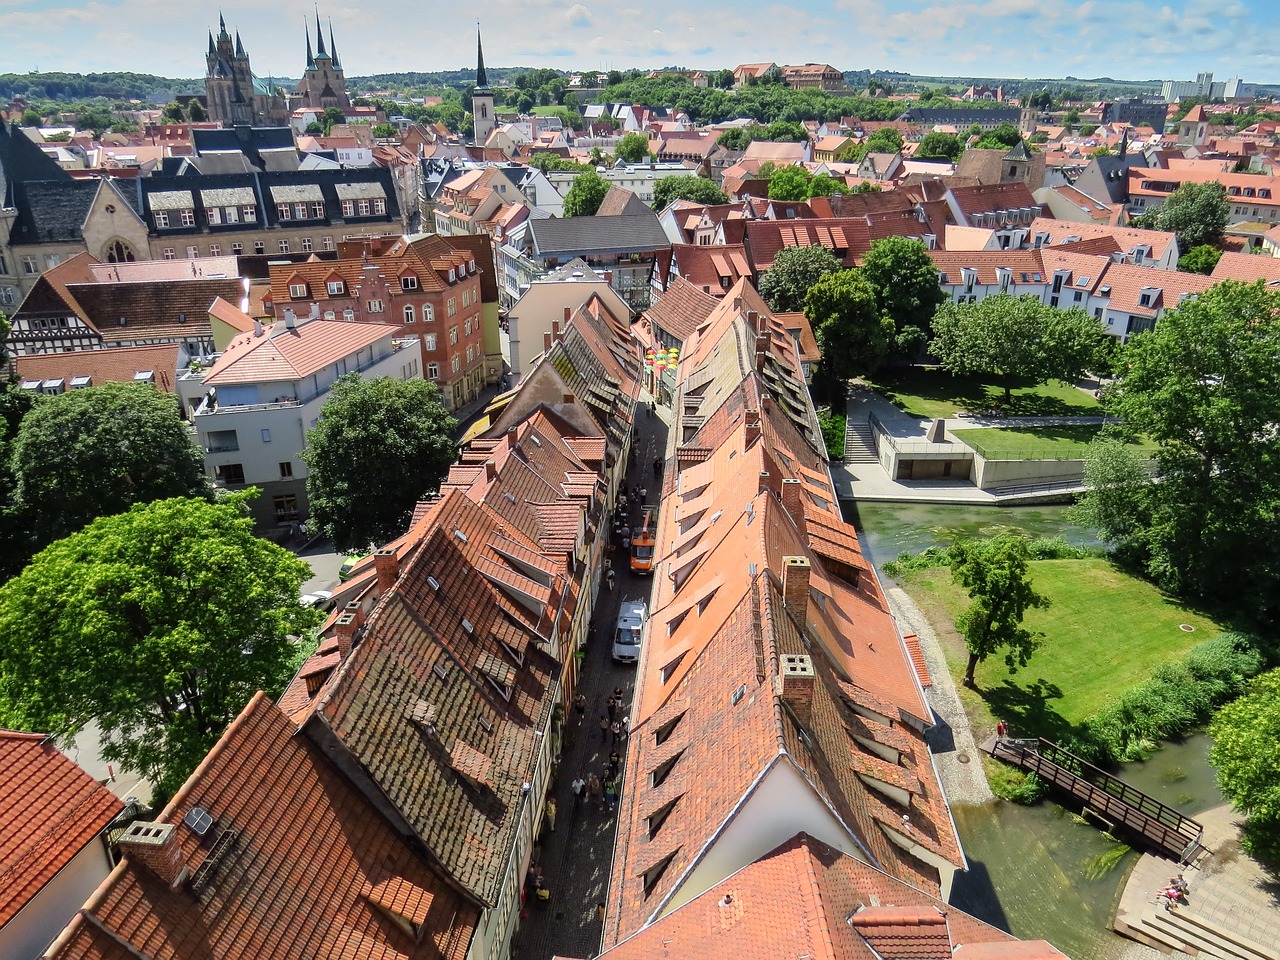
[511,393,669,960]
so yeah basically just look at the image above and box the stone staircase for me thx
[844,420,878,463]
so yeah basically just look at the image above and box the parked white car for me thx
[612,600,648,663]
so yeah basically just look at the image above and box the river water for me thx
[849,501,1223,959]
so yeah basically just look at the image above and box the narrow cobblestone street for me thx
[510,392,669,960]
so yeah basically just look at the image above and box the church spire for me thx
[315,11,328,58]
[305,21,314,68]
[234,30,245,59]
[208,30,216,57]
[329,20,340,70]
[475,24,489,90]
[218,12,228,40]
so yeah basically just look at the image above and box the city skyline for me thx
[4,0,1279,87]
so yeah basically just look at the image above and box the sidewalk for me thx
[511,391,670,960]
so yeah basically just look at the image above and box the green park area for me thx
[864,367,1101,420]
[951,424,1157,461]
[898,558,1224,741]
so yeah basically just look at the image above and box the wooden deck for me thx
[982,736,1206,862]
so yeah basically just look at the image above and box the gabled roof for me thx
[0,121,71,206]
[307,496,560,906]
[598,834,1045,960]
[643,274,720,342]
[45,695,479,960]
[1210,250,1280,283]
[0,731,122,928]
[1027,216,1176,261]
[13,343,181,393]
[596,185,650,218]
[528,212,672,258]
[64,277,243,345]
[8,179,98,244]
[202,316,401,385]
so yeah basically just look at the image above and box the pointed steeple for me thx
[218,12,229,40]
[329,20,340,70]
[208,30,216,57]
[234,30,245,59]
[305,21,314,68]
[315,12,328,58]
[475,24,489,91]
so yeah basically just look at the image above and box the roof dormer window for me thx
[326,279,345,296]
[289,282,308,299]
[401,274,419,290]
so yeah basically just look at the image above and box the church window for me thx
[104,240,136,263]
[180,210,196,227]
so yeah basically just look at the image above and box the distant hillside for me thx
[0,72,203,102]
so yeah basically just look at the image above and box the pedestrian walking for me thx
[599,714,611,742]
[609,750,621,776]
[574,693,587,721]
[621,536,630,551]
[611,719,623,743]
[606,568,616,591]
[639,486,647,501]
[996,719,1008,739]
[571,777,586,805]
[596,902,606,921]
[587,773,602,807]
[545,797,557,832]
[604,778,618,811]
[607,696,618,721]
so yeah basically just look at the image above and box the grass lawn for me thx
[951,424,1157,461]
[863,366,1101,419]
[898,558,1224,743]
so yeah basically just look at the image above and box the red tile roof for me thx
[12,343,181,393]
[1210,251,1280,283]
[44,695,478,960]
[0,732,122,928]
[668,244,752,298]
[202,317,401,385]
[644,275,721,342]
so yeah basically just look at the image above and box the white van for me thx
[612,600,648,663]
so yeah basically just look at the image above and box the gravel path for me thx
[886,585,994,806]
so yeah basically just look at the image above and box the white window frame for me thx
[327,279,345,295]
[427,362,440,379]
[153,211,170,229]
[180,209,196,227]
[403,304,416,323]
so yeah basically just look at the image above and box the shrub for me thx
[817,410,847,462]
[1075,632,1269,764]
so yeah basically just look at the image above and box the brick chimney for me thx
[777,652,816,726]
[485,460,497,482]
[756,350,767,374]
[744,408,761,447]
[781,478,806,537]
[563,306,571,322]
[507,427,518,448]
[335,611,357,659]
[781,555,811,620]
[552,319,561,340]
[119,822,187,888]
[761,393,772,413]
[544,331,553,353]
[758,471,771,495]
[374,548,399,594]
[746,309,759,332]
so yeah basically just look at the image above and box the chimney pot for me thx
[777,648,816,725]
[119,822,187,888]
[552,319,561,339]
[374,549,399,594]
[603,270,612,283]
[755,350,767,374]
[758,471,771,495]
[507,427,518,448]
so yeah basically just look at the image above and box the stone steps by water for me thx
[844,421,878,463]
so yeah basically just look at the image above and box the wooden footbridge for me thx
[981,736,1206,863]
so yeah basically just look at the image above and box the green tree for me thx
[974,122,1023,150]
[761,120,808,142]
[1073,281,1280,612]
[371,123,397,138]
[652,174,728,209]
[529,151,590,173]
[303,375,457,551]
[321,105,345,132]
[929,295,1104,403]
[305,121,324,135]
[758,244,841,312]
[807,173,849,198]
[615,131,651,163]
[803,270,895,395]
[562,168,611,217]
[162,101,185,122]
[21,108,42,126]
[1178,243,1223,275]
[1065,108,1080,125]
[951,535,1049,687]
[1150,181,1230,250]
[768,166,812,201]
[0,495,318,795]
[856,126,904,160]
[858,236,946,353]
[12,381,208,550]
[0,312,34,581]
[713,69,734,89]
[1209,668,1280,859]
[852,181,882,193]
[915,131,962,161]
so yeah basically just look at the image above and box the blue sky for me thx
[4,0,1276,85]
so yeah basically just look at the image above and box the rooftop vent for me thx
[454,529,468,543]
[427,575,441,591]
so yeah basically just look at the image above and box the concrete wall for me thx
[0,839,113,960]
[972,454,1085,490]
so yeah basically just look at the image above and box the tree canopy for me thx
[915,131,963,162]
[562,169,611,217]
[855,127,904,160]
[858,236,946,355]
[1177,243,1223,275]
[1072,281,1280,615]
[972,122,1024,150]
[758,244,841,312]
[929,294,1107,403]
[950,536,1049,687]
[1134,181,1230,250]
[803,270,895,394]
[652,174,728,209]
[767,166,812,201]
[0,495,317,795]
[1209,668,1280,859]
[12,381,208,551]
[303,374,457,552]
[615,131,651,163]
